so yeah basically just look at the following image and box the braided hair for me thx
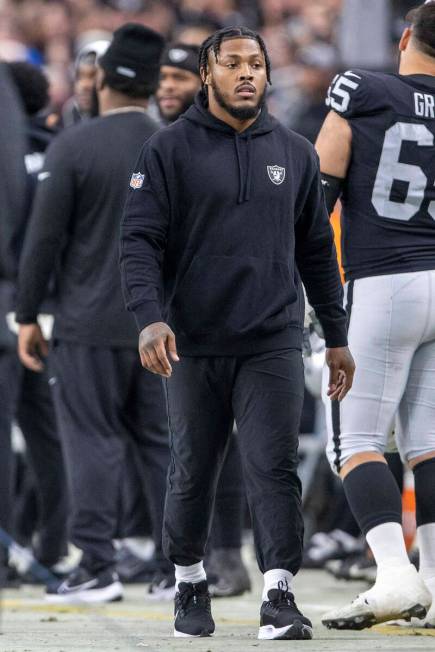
[406,1,435,57]
[198,26,272,91]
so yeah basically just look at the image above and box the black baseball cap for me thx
[160,43,200,77]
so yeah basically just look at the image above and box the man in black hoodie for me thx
[157,41,252,600]
[120,27,355,640]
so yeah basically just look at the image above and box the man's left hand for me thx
[325,346,355,401]
[18,323,48,372]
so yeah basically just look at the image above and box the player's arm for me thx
[120,141,178,378]
[316,68,380,213]
[16,135,75,371]
[315,111,352,214]
[295,153,355,400]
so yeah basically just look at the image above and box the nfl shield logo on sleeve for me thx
[130,172,145,189]
[267,165,286,185]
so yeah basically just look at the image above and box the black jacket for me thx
[0,115,57,351]
[16,111,159,347]
[0,64,27,283]
[120,93,347,355]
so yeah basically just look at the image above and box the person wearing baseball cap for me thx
[157,43,201,123]
[62,40,111,127]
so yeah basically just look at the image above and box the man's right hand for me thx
[18,323,49,372]
[138,322,179,377]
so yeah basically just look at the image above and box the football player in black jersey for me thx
[316,1,435,630]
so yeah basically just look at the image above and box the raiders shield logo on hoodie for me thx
[267,165,286,185]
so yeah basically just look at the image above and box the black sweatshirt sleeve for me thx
[295,152,348,348]
[0,65,27,281]
[119,141,169,332]
[16,134,75,323]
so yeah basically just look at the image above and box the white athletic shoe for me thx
[46,567,123,604]
[322,564,431,630]
[146,570,176,601]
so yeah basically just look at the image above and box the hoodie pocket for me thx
[171,255,296,338]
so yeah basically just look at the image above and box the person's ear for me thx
[200,66,211,87]
[399,27,412,52]
[95,65,105,91]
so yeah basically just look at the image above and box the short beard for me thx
[158,91,197,124]
[211,79,266,121]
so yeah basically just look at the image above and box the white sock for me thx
[174,561,206,590]
[417,523,435,597]
[262,569,293,601]
[366,522,410,569]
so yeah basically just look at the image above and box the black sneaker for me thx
[302,530,363,569]
[258,580,313,640]
[45,566,123,604]
[0,564,21,589]
[147,569,176,600]
[174,580,215,637]
[325,554,376,584]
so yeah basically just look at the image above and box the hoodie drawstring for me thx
[244,135,253,202]
[234,134,253,204]
[234,134,244,204]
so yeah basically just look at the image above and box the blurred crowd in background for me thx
[0,0,420,141]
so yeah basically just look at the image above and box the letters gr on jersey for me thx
[414,92,435,118]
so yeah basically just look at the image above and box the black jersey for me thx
[326,69,435,281]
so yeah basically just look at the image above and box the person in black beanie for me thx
[16,23,170,604]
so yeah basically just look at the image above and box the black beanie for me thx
[99,23,165,85]
[160,43,200,77]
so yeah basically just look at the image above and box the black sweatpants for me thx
[163,349,305,575]
[210,436,244,550]
[0,351,16,564]
[50,341,169,573]
[0,350,68,566]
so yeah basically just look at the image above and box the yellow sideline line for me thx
[1,600,258,625]
[3,600,435,635]
[374,625,435,637]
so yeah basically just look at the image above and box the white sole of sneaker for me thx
[209,585,251,598]
[45,581,123,604]
[258,621,313,640]
[173,629,213,638]
[146,586,176,601]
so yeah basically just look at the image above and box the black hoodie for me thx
[120,93,347,355]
